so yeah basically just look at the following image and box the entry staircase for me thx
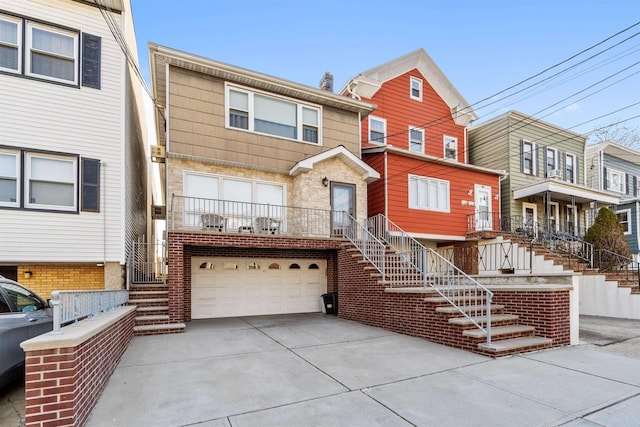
[343,213,553,356]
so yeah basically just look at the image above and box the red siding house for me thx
[339,49,505,244]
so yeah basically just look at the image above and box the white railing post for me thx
[51,291,61,334]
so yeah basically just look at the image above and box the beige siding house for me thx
[148,44,378,328]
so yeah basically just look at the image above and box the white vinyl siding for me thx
[369,116,386,144]
[226,84,321,145]
[408,174,450,212]
[0,0,133,264]
[409,127,424,153]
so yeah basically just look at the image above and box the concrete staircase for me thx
[128,284,185,335]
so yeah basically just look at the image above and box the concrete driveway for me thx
[85,314,640,427]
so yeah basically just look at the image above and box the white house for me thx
[0,0,151,297]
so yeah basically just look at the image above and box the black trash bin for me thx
[321,292,338,315]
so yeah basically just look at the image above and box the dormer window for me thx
[444,136,457,160]
[410,77,422,101]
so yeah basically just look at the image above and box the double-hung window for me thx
[409,127,424,153]
[369,116,386,144]
[408,174,450,212]
[0,15,21,73]
[410,76,422,101]
[545,148,558,177]
[25,153,77,211]
[606,168,625,193]
[565,153,576,183]
[616,209,631,234]
[0,149,20,207]
[226,84,321,144]
[26,22,78,84]
[444,136,457,160]
[521,140,537,175]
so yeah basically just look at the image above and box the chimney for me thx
[319,71,334,92]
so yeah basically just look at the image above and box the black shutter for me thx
[520,140,525,173]
[626,173,631,195]
[634,176,638,197]
[562,152,567,181]
[603,167,608,190]
[575,156,579,184]
[534,144,539,176]
[82,33,101,89]
[82,158,100,212]
[544,147,548,177]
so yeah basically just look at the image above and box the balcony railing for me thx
[171,194,346,238]
[467,212,587,238]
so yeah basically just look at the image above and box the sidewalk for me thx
[85,314,640,427]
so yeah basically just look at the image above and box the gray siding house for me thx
[468,111,617,237]
[586,142,640,258]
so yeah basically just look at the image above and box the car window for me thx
[1,282,45,312]
[0,293,10,313]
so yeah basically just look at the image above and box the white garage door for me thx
[191,257,327,319]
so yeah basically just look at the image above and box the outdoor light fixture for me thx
[24,271,32,279]
[322,176,329,187]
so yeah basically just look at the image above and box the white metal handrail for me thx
[50,290,129,333]
[366,213,494,345]
[341,212,386,281]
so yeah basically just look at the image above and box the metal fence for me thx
[50,290,129,333]
[129,240,166,285]
[171,194,339,238]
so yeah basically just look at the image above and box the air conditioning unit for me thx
[151,205,166,219]
[150,145,166,163]
[548,169,562,179]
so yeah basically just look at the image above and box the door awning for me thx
[513,179,619,205]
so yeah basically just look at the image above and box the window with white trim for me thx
[410,76,422,101]
[26,21,78,84]
[607,168,625,193]
[25,153,77,211]
[0,15,21,73]
[408,174,450,212]
[444,136,457,160]
[369,116,386,144]
[616,209,631,235]
[409,127,424,153]
[226,84,321,144]
[545,147,559,177]
[522,140,537,175]
[0,149,20,207]
[565,153,576,183]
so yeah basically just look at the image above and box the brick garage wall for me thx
[23,308,135,427]
[167,232,342,322]
[338,247,571,354]
[492,290,571,346]
[17,265,105,300]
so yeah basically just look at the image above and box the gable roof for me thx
[586,141,640,164]
[339,49,477,126]
[290,146,380,183]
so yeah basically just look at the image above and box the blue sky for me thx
[131,0,640,138]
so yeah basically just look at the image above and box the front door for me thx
[522,202,538,237]
[330,182,355,236]
[475,185,492,231]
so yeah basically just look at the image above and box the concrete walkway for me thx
[85,314,640,427]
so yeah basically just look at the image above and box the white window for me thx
[225,84,321,144]
[522,140,537,175]
[546,148,559,177]
[409,127,424,153]
[607,168,625,193]
[25,153,77,211]
[26,21,78,84]
[0,15,21,73]
[0,150,20,207]
[369,116,386,144]
[444,136,457,160]
[408,175,450,212]
[565,153,576,183]
[616,209,631,235]
[410,76,422,101]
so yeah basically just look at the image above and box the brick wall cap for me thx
[20,306,136,352]
[486,284,574,292]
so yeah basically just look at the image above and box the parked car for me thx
[0,275,53,389]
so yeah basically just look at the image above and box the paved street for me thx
[3,314,640,427]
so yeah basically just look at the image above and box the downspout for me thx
[101,160,106,269]
[384,151,388,217]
